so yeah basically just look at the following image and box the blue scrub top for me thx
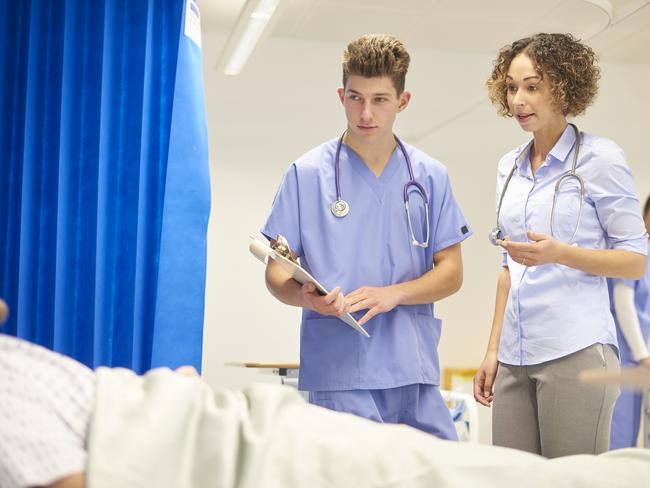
[608,240,650,364]
[496,126,648,366]
[262,137,472,391]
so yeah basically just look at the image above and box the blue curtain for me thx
[0,0,210,373]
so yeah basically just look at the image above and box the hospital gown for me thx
[0,334,95,488]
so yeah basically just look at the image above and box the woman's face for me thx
[506,53,565,133]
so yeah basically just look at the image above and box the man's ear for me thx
[397,91,411,112]
[337,87,345,104]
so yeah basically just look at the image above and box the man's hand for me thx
[640,357,650,369]
[301,283,348,317]
[346,286,402,327]
[498,231,564,267]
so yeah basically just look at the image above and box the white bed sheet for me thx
[88,367,650,488]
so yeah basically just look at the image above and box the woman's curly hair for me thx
[487,33,600,117]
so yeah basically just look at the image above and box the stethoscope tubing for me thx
[334,132,427,205]
[333,131,430,247]
[492,123,584,245]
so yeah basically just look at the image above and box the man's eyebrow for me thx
[347,89,392,96]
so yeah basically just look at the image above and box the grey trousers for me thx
[492,343,620,458]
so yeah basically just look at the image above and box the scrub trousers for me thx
[492,343,620,458]
[309,383,458,440]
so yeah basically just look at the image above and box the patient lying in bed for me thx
[2,314,650,487]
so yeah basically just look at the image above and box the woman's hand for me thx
[498,231,565,267]
[474,352,499,407]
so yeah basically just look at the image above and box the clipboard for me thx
[250,237,370,338]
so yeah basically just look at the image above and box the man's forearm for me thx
[391,244,463,306]
[265,260,306,308]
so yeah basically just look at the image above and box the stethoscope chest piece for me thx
[331,199,350,218]
[489,227,503,246]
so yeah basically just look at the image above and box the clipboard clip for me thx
[270,235,299,264]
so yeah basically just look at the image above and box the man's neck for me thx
[343,131,397,177]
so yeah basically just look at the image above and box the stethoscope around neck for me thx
[331,132,430,248]
[489,123,585,246]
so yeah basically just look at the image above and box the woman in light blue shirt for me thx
[473,33,648,458]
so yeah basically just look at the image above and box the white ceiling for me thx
[199,0,650,148]
[201,0,650,65]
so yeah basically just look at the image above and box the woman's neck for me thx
[530,118,568,173]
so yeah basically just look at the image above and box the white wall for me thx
[200,32,650,443]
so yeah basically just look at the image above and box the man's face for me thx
[337,75,410,144]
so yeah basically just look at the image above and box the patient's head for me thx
[0,299,8,325]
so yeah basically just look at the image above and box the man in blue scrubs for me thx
[262,34,471,439]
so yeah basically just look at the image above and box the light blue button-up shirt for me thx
[263,137,472,391]
[496,125,648,366]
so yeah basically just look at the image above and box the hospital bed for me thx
[88,367,650,488]
[226,361,479,442]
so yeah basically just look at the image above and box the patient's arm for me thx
[0,298,8,324]
[43,473,85,488]
[175,365,200,377]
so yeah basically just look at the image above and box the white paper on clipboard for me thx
[250,238,370,338]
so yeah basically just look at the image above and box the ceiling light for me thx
[218,0,281,76]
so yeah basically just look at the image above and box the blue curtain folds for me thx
[0,0,210,373]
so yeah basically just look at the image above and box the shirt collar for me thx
[549,124,579,165]
[514,124,579,169]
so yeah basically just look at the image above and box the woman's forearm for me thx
[557,245,646,279]
[485,266,511,355]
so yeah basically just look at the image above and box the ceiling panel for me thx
[530,0,612,38]
[200,0,247,33]
[270,0,435,44]
[205,0,650,73]
[590,2,650,62]
[267,0,623,54]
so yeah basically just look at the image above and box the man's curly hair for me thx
[487,33,600,117]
